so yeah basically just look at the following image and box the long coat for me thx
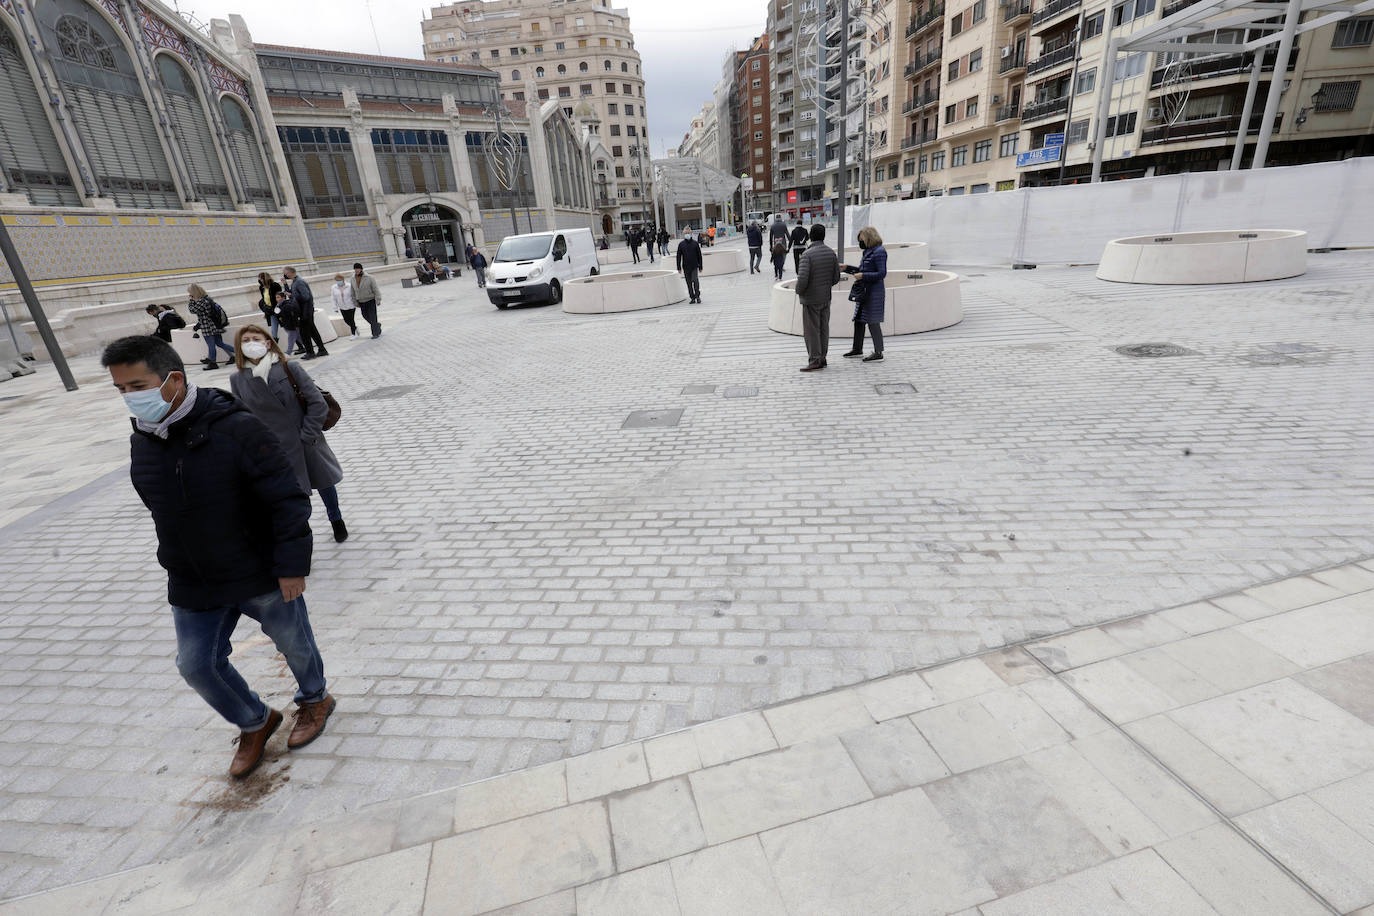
[229,359,343,493]
[849,244,888,324]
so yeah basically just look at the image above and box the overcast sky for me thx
[187,0,766,157]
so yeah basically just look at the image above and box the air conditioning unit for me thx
[992,94,1003,104]
[1001,46,1013,58]
[1147,106,1163,119]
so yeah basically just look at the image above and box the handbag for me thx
[847,279,868,302]
[282,361,342,431]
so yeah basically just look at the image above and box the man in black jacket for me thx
[283,267,328,360]
[789,219,810,275]
[746,221,763,274]
[676,230,704,304]
[102,335,334,779]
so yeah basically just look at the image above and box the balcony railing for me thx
[1020,95,1069,121]
[1147,47,1286,89]
[999,51,1027,73]
[1031,0,1081,27]
[905,3,946,38]
[904,47,943,77]
[901,128,939,149]
[1140,111,1282,145]
[1002,0,1032,21]
[902,92,940,113]
[1026,41,1077,75]
[995,102,1021,121]
[1160,0,1202,17]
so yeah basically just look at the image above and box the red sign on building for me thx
[786,190,798,204]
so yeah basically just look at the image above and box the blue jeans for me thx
[318,485,342,522]
[172,590,327,730]
[204,333,234,362]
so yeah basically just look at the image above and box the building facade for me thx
[768,0,828,216]
[422,0,656,236]
[735,34,774,213]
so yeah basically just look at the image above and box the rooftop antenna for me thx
[363,0,381,53]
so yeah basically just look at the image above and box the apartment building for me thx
[421,0,656,233]
[736,34,775,212]
[768,0,828,216]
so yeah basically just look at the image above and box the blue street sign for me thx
[1016,145,1062,168]
[1043,132,1065,146]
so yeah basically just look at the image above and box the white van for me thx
[486,228,599,308]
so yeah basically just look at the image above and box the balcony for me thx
[1031,0,1081,28]
[1147,48,1286,90]
[905,3,946,38]
[902,91,940,113]
[1026,41,1077,76]
[999,50,1027,73]
[1002,0,1032,21]
[1020,94,1069,121]
[1160,0,1202,17]
[901,128,939,149]
[1140,111,1282,145]
[995,102,1021,121]
[904,47,943,78]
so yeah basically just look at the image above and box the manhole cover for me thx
[1113,343,1198,358]
[623,408,683,429]
[875,382,916,395]
[723,387,758,398]
[358,385,422,400]
[681,384,716,395]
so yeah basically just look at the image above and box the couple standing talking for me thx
[795,225,889,371]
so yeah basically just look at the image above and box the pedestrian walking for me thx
[677,230,703,304]
[770,235,788,281]
[842,226,888,362]
[746,221,763,274]
[100,335,335,779]
[790,220,809,274]
[187,283,234,370]
[256,272,282,341]
[658,228,670,257]
[274,290,302,357]
[330,273,357,340]
[769,214,789,252]
[629,228,642,265]
[795,224,841,372]
[230,325,348,544]
[646,228,656,263]
[351,263,382,339]
[147,304,185,343]
[469,247,488,287]
[283,267,328,360]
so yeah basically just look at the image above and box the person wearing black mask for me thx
[676,230,704,304]
[841,226,889,362]
[283,267,327,360]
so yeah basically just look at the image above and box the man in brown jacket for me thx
[350,263,383,339]
[794,224,841,372]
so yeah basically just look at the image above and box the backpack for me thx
[209,299,229,330]
[772,239,787,256]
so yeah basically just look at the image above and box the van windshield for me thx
[494,236,552,262]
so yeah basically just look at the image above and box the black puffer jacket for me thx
[129,388,313,609]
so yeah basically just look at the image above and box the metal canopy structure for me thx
[1089,0,1373,180]
[652,156,742,233]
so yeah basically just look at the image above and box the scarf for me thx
[250,352,279,383]
[136,382,199,440]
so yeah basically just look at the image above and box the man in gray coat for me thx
[794,223,840,372]
[351,263,382,339]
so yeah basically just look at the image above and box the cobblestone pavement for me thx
[2,248,1372,899]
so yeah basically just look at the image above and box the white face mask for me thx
[241,341,270,361]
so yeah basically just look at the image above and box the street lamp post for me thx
[0,221,77,391]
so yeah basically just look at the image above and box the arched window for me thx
[219,96,276,212]
[621,62,628,72]
[0,23,79,205]
[579,61,588,72]
[156,55,233,210]
[38,4,180,208]
[603,60,611,71]
[535,66,545,77]
[557,63,566,74]
[511,69,520,80]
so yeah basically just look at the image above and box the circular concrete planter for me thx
[768,270,963,338]
[700,248,748,276]
[562,269,688,314]
[1096,229,1307,284]
[882,242,932,271]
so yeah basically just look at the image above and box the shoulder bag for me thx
[281,361,341,431]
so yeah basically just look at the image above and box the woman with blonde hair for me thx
[842,226,888,362]
[230,324,349,542]
[256,271,282,341]
[187,283,234,370]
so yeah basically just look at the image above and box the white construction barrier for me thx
[700,248,748,276]
[562,270,688,314]
[883,243,932,270]
[844,158,1374,266]
[1097,230,1308,284]
[769,271,963,338]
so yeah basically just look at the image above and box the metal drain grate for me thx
[1113,343,1198,358]
[623,408,683,429]
[723,387,759,398]
[358,385,422,400]
[681,384,716,395]
[875,382,916,395]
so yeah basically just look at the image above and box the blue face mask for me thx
[123,375,177,424]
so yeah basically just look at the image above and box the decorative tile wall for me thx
[138,5,191,63]
[0,210,306,290]
[303,217,383,261]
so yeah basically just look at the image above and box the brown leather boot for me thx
[229,708,282,779]
[288,694,336,749]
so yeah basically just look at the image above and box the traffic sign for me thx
[1043,132,1065,146]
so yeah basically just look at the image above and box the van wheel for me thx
[590,267,599,276]
[549,281,562,304]
[495,302,508,310]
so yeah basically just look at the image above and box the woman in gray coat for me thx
[229,324,349,542]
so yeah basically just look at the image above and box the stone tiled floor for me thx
[2,248,1374,899]
[4,562,1372,914]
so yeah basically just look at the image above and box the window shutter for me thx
[0,25,79,205]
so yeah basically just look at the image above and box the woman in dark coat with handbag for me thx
[842,226,888,362]
[229,324,349,542]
